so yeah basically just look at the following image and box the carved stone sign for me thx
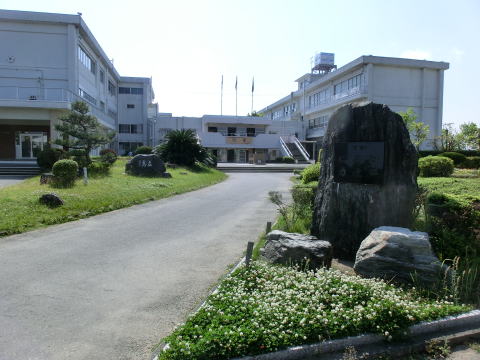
[334,142,384,184]
[125,154,167,177]
[311,102,418,260]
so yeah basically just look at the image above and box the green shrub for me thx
[155,129,207,166]
[301,163,320,183]
[426,192,480,261]
[134,145,153,155]
[419,156,454,177]
[439,152,467,166]
[460,156,480,169]
[87,161,110,176]
[67,149,89,168]
[52,159,78,187]
[274,156,295,163]
[100,151,117,165]
[99,148,117,157]
[36,146,66,171]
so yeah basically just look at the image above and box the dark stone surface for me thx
[311,102,418,260]
[125,154,166,177]
[39,193,64,207]
[354,227,444,287]
[261,230,332,270]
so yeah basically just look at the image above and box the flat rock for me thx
[262,230,332,270]
[354,226,444,286]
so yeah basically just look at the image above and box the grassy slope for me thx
[0,159,226,236]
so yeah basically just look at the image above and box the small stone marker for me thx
[83,167,88,185]
[266,221,272,233]
[40,173,54,185]
[245,241,254,266]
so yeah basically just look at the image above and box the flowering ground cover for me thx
[159,262,469,360]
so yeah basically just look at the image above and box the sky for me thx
[1,0,479,127]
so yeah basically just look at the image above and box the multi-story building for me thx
[0,9,157,160]
[260,54,449,151]
[117,77,157,155]
[155,114,304,163]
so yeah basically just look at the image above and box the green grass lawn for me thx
[0,159,226,237]
[418,175,480,203]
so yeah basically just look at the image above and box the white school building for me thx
[0,9,448,164]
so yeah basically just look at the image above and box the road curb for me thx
[233,310,480,360]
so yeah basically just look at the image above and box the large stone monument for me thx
[311,102,418,260]
[125,154,169,177]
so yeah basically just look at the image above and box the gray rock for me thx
[311,102,418,260]
[354,226,444,286]
[262,230,332,270]
[125,154,166,177]
[39,193,64,207]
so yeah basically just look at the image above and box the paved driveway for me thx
[0,175,30,188]
[0,172,292,360]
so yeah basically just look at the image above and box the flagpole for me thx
[235,76,238,116]
[251,77,254,114]
[221,75,223,116]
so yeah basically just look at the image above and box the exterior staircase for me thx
[280,136,311,163]
[0,161,41,176]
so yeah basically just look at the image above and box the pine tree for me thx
[54,101,115,164]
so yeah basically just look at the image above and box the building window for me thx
[208,126,217,132]
[227,127,236,136]
[131,124,143,134]
[309,115,329,129]
[108,81,116,96]
[247,127,255,137]
[99,101,105,110]
[78,46,96,74]
[99,69,105,83]
[119,124,143,134]
[119,87,144,95]
[127,104,135,109]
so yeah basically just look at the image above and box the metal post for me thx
[266,221,272,234]
[245,241,254,266]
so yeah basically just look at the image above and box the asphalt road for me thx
[0,172,292,360]
[0,175,29,188]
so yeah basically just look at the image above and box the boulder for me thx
[311,102,418,260]
[261,230,332,270]
[125,154,166,176]
[354,226,444,287]
[39,193,64,207]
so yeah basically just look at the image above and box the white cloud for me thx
[400,49,432,60]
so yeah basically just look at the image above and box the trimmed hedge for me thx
[301,163,320,183]
[459,156,480,169]
[134,146,153,155]
[439,152,467,165]
[87,161,111,176]
[418,156,454,177]
[419,150,480,158]
[52,159,78,187]
[36,147,66,171]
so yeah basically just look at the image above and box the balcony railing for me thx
[0,86,75,102]
[0,86,117,126]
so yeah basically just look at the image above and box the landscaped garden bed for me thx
[0,158,226,236]
[158,261,469,360]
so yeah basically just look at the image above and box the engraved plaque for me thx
[334,142,384,184]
